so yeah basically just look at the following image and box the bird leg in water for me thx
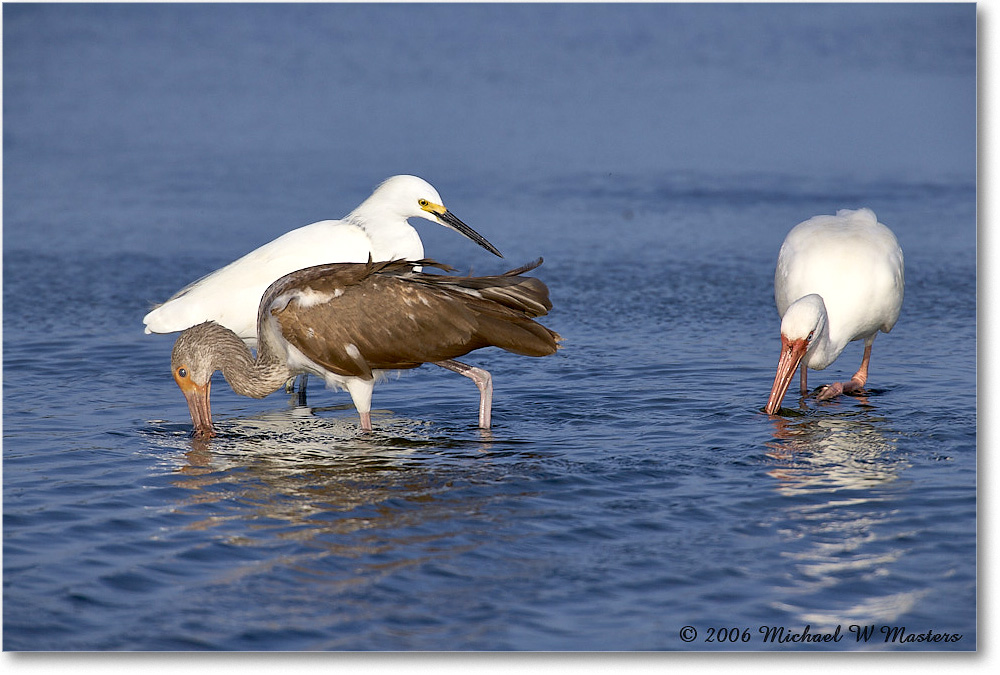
[436,359,493,429]
[816,341,873,401]
[283,374,309,405]
[296,374,308,406]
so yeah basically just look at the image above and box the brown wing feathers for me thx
[268,259,560,378]
[376,258,552,318]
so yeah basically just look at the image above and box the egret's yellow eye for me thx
[418,199,429,207]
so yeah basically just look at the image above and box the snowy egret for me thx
[145,175,502,344]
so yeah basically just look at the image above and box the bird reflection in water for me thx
[161,413,506,558]
[765,408,905,493]
[763,411,919,630]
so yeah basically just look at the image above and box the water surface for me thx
[3,3,976,651]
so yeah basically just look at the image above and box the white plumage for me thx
[765,208,904,414]
[143,175,502,347]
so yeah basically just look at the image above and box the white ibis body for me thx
[765,208,904,415]
[144,175,502,346]
[170,259,561,436]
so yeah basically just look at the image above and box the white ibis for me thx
[764,208,904,415]
[170,258,561,436]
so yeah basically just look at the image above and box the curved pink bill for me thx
[179,379,216,438]
[765,335,808,415]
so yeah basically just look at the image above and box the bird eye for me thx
[418,199,429,207]
[177,367,188,379]
[807,330,815,341]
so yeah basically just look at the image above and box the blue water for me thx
[3,3,976,651]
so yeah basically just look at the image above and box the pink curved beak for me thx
[765,335,809,415]
[176,377,216,438]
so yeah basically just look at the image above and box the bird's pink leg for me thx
[817,340,873,401]
[358,411,373,432]
[345,378,375,431]
[436,360,493,428]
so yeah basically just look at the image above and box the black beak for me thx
[439,210,503,258]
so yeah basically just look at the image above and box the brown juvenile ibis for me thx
[171,258,560,436]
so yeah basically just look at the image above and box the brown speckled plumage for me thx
[170,258,560,435]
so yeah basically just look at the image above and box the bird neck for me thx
[346,207,424,261]
[783,294,845,371]
[213,329,293,399]
[803,315,844,371]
